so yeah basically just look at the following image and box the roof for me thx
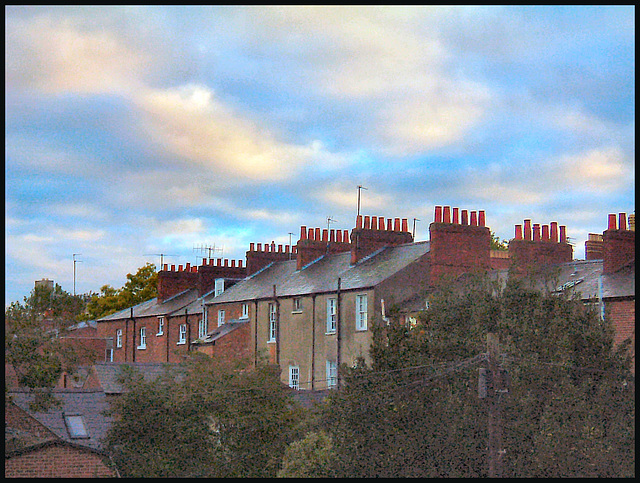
[7,390,113,452]
[96,288,200,322]
[209,241,431,304]
[492,258,635,300]
[192,320,248,345]
[92,362,184,394]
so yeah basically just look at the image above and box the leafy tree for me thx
[105,353,303,478]
[277,431,337,478]
[5,283,89,409]
[316,275,634,477]
[86,263,157,319]
[491,231,509,251]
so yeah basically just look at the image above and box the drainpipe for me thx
[336,277,342,388]
[131,307,136,363]
[254,301,259,367]
[185,308,190,353]
[166,314,170,363]
[311,294,316,390]
[598,274,605,320]
[273,284,280,365]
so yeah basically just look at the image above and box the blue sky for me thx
[5,5,635,305]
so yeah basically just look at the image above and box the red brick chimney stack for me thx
[603,212,635,274]
[350,214,413,265]
[508,218,573,272]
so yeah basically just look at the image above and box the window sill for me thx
[355,328,368,332]
[267,339,276,344]
[156,332,164,336]
[177,341,186,345]
[325,331,336,336]
[137,345,146,350]
[291,310,303,314]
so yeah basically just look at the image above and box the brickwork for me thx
[350,215,413,265]
[509,218,572,272]
[603,228,635,275]
[247,242,296,275]
[5,443,116,478]
[429,206,491,286]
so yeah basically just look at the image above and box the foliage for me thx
[277,431,337,478]
[105,353,303,478]
[315,275,634,477]
[490,231,509,251]
[5,283,89,409]
[85,263,157,319]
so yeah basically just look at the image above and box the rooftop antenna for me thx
[143,253,177,270]
[327,216,337,231]
[193,243,223,262]
[357,185,367,219]
[288,232,294,260]
[73,254,82,296]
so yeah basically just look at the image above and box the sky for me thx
[5,5,635,305]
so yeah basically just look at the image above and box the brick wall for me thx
[508,218,572,272]
[5,443,117,478]
[350,215,413,265]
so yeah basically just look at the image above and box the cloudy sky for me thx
[5,5,635,305]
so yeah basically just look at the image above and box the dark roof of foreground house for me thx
[7,389,113,452]
[208,241,431,304]
[91,362,185,395]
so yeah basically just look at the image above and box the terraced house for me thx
[95,206,635,386]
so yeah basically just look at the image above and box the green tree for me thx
[277,431,337,478]
[5,283,89,409]
[86,263,157,319]
[105,353,302,478]
[317,275,634,477]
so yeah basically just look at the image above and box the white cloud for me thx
[557,147,632,193]
[134,85,319,181]
[5,14,146,95]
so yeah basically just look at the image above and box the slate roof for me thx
[208,241,431,304]
[8,390,113,452]
[492,258,635,300]
[96,288,200,321]
[192,320,249,345]
[91,362,183,394]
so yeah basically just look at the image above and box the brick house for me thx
[5,390,118,478]
[207,208,501,390]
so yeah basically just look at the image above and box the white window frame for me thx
[289,365,300,390]
[105,348,114,362]
[218,309,225,326]
[356,294,368,331]
[137,327,146,349]
[116,329,122,348]
[326,297,337,333]
[199,313,208,339]
[241,303,249,319]
[292,297,302,313]
[157,316,165,336]
[326,360,338,388]
[215,278,224,297]
[178,323,187,345]
[268,303,277,342]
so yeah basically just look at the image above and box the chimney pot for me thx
[402,218,409,232]
[278,244,283,252]
[434,206,443,223]
[461,210,468,225]
[542,224,549,241]
[560,225,567,243]
[322,229,328,241]
[550,222,558,243]
[524,219,532,240]
[257,243,262,251]
[478,210,486,227]
[171,265,176,271]
[371,216,377,230]
[336,230,342,243]
[285,245,290,252]
[315,228,321,240]
[379,217,385,230]
[308,228,314,240]
[533,224,541,241]
[300,226,307,240]
[515,225,523,240]
[394,218,401,231]
[452,207,459,224]
[271,241,276,251]
[186,263,190,271]
[239,259,244,268]
[364,216,371,229]
[343,230,349,241]
[217,258,222,267]
[163,264,168,271]
[443,206,451,224]
[178,264,183,272]
[608,214,617,230]
[619,213,627,231]
[231,260,236,267]
[250,242,255,251]
[387,218,393,231]
[470,211,477,226]
[356,215,363,229]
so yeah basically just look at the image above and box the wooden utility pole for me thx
[485,332,507,478]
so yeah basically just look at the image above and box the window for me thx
[138,327,146,349]
[326,360,338,388]
[289,366,300,390]
[292,297,302,313]
[64,414,89,439]
[218,309,225,326]
[241,303,249,319]
[268,303,277,342]
[157,316,165,335]
[199,312,208,339]
[178,324,187,344]
[215,278,225,297]
[356,294,368,331]
[326,297,337,333]
[116,329,122,348]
